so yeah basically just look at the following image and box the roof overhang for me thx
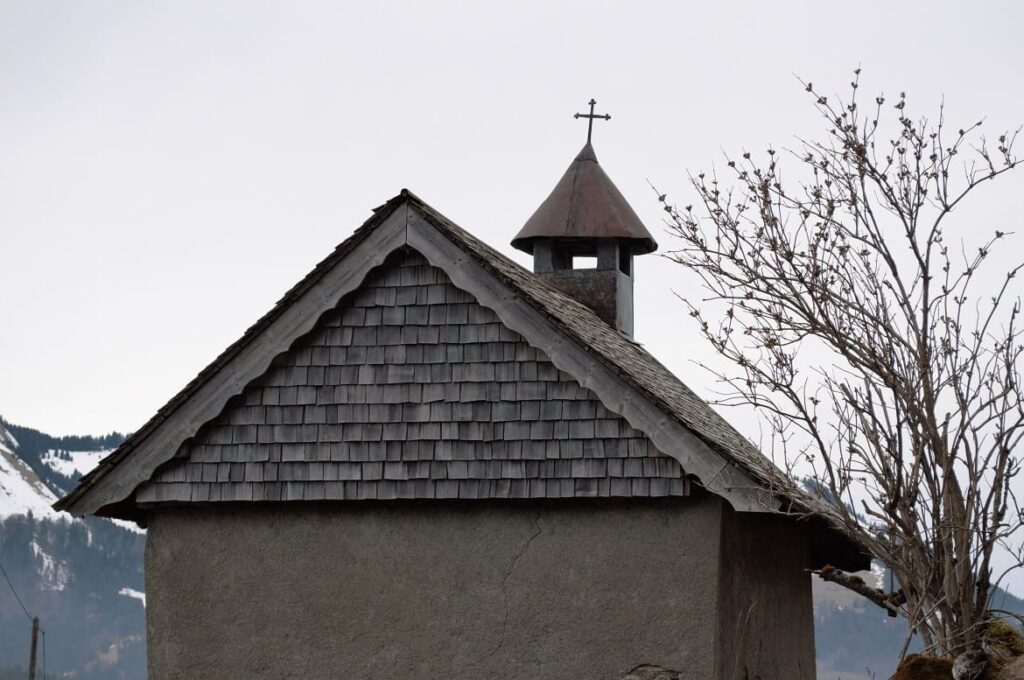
[511,143,658,255]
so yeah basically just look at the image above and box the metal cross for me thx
[574,99,611,145]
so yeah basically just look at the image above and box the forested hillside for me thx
[814,572,1024,679]
[0,421,144,679]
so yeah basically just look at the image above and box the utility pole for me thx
[28,616,39,680]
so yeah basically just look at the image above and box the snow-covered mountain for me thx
[0,424,61,520]
[0,419,145,680]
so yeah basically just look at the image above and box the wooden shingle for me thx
[137,250,689,505]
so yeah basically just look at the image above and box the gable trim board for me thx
[54,190,870,568]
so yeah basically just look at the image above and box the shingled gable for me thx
[54,190,869,567]
[135,247,690,505]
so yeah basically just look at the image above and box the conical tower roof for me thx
[511,143,657,255]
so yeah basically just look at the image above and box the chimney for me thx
[511,142,657,336]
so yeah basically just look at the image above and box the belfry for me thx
[512,100,656,335]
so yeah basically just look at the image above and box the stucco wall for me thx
[145,497,729,680]
[715,509,815,680]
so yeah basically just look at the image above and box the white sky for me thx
[2,0,1024,603]
[1,3,1022,461]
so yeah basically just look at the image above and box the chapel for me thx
[57,104,869,680]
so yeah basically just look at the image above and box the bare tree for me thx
[661,70,1022,662]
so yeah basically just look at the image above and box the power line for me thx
[1,555,49,678]
[0,556,33,621]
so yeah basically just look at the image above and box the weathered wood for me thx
[71,194,788,518]
[406,210,772,512]
[69,205,412,516]
[136,249,691,506]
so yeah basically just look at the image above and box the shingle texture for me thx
[415,199,788,493]
[413,198,865,557]
[136,249,688,504]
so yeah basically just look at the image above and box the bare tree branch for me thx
[660,69,1022,660]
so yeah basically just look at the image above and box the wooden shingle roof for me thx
[53,190,870,569]
[134,249,691,505]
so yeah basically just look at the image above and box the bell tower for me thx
[511,101,657,336]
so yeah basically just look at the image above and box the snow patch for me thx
[106,517,146,534]
[119,587,146,606]
[42,448,113,479]
[1,427,19,450]
[871,561,887,589]
[31,540,70,591]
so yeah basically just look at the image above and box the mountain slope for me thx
[0,426,60,520]
[0,419,144,680]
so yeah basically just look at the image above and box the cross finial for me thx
[574,98,610,145]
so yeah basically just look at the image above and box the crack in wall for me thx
[467,511,543,669]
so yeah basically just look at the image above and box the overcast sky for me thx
[2,1,1022,445]
[4,0,1024,613]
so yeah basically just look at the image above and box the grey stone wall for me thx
[145,498,724,680]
